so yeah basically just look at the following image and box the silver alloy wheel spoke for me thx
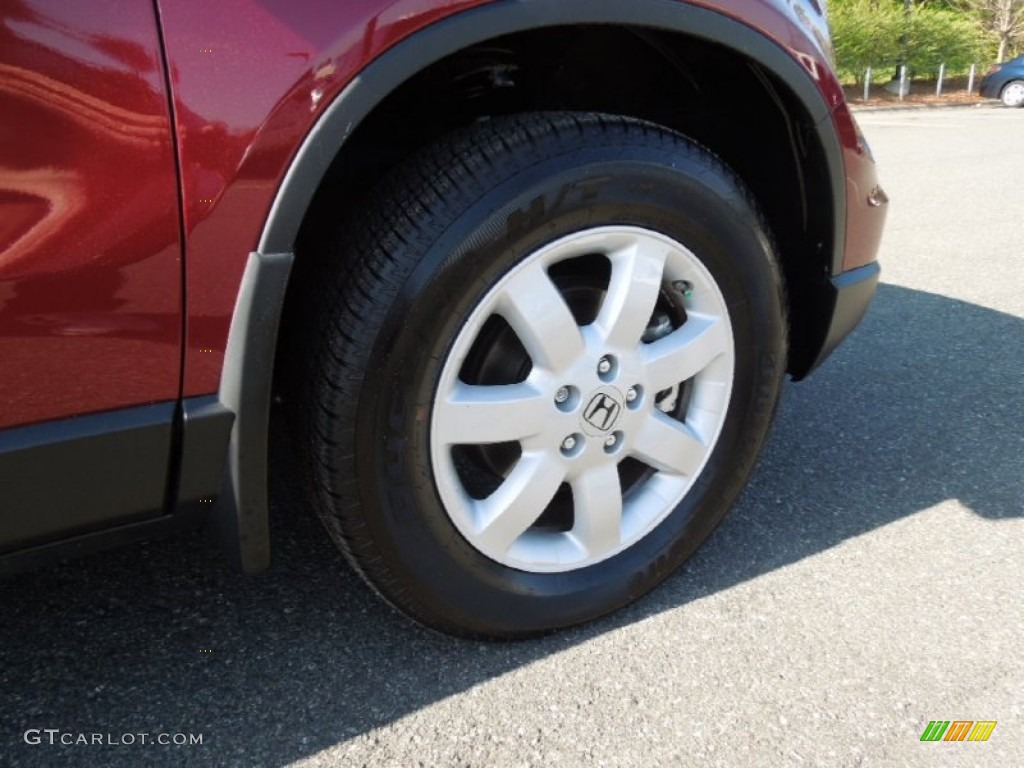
[643,314,730,391]
[474,452,566,554]
[596,240,668,348]
[631,411,707,476]
[431,226,735,572]
[570,464,623,556]
[496,260,585,372]
[435,381,548,445]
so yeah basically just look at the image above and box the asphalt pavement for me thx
[1,105,1022,767]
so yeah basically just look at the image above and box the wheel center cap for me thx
[580,387,624,436]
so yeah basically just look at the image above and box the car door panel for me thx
[0,0,182,429]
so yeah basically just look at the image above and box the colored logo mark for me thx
[920,720,997,742]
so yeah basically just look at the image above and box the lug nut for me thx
[604,434,617,448]
[561,435,577,452]
[597,356,612,374]
[554,386,570,404]
[626,387,638,403]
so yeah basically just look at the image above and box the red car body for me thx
[0,0,885,573]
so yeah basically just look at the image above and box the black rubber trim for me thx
[804,261,880,375]
[215,251,293,573]
[257,0,847,273]
[178,395,235,505]
[0,403,174,556]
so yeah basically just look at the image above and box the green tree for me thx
[904,5,989,71]
[957,0,1024,60]
[831,0,988,79]
[830,0,904,81]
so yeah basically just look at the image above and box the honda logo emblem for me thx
[583,393,622,432]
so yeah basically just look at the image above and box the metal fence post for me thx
[967,63,976,95]
[936,63,945,96]
[864,66,872,102]
[899,65,907,100]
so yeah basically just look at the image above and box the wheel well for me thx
[290,25,836,377]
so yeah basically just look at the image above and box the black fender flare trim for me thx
[804,260,880,375]
[214,251,293,572]
[258,0,845,261]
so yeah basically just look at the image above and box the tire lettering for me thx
[506,179,609,236]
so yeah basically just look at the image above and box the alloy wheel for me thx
[431,226,735,572]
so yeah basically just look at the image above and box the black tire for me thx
[300,112,786,638]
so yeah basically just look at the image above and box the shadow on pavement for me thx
[1,284,1020,766]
